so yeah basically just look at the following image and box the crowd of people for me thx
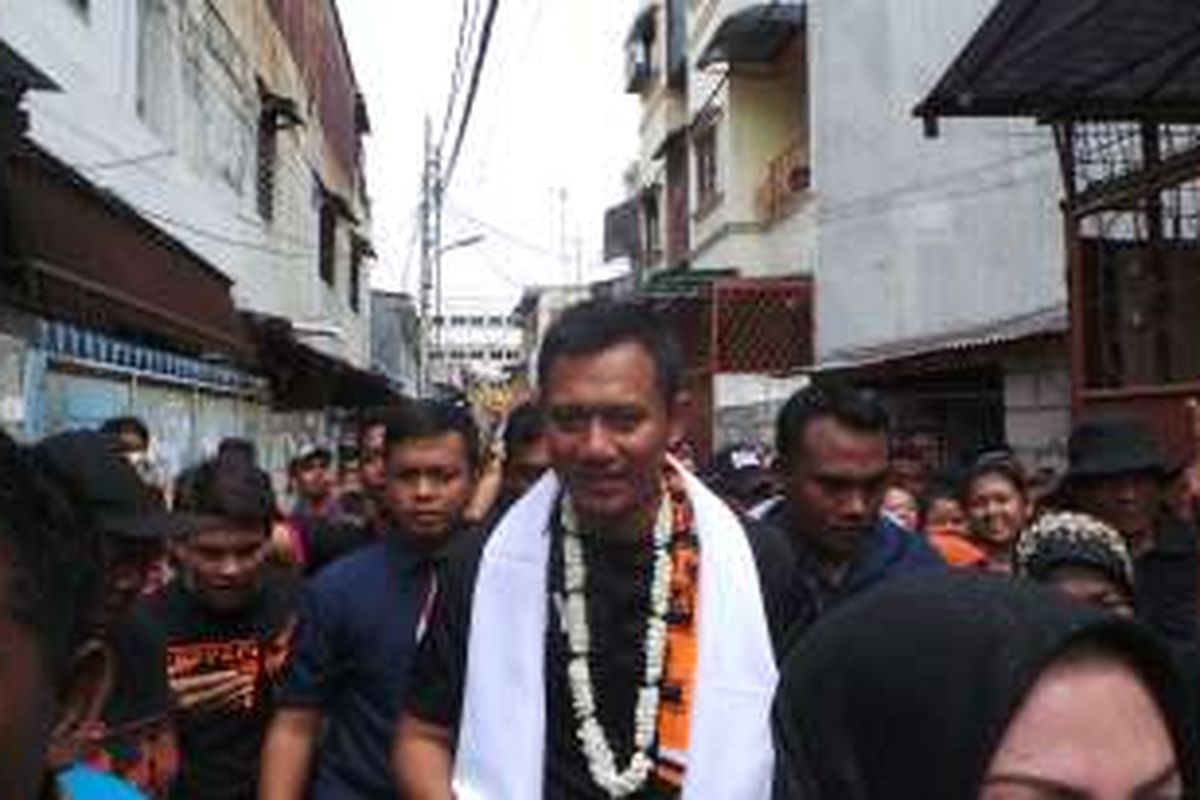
[1,298,1197,800]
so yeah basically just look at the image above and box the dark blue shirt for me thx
[279,537,436,799]
[761,499,946,614]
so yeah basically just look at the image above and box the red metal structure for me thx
[916,0,1200,461]
[642,275,813,463]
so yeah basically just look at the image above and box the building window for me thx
[318,199,336,286]
[183,3,253,195]
[625,9,655,93]
[642,187,662,260]
[137,0,176,139]
[694,121,721,217]
[255,109,277,222]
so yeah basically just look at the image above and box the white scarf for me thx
[452,462,779,799]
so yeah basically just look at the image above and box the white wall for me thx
[1,0,371,366]
[713,372,809,451]
[1003,351,1071,472]
[810,0,1066,362]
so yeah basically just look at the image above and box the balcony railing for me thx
[756,136,811,224]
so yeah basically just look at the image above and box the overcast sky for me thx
[339,1,642,312]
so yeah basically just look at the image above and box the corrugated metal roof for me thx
[916,0,1200,125]
[696,2,807,69]
[816,304,1069,373]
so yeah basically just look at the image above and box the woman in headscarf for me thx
[772,573,1196,800]
[1015,510,1137,617]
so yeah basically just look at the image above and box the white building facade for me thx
[809,0,1072,469]
[0,0,380,478]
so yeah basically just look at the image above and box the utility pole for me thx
[558,187,569,285]
[417,117,439,397]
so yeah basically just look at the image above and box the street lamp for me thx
[439,233,484,256]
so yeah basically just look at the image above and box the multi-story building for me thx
[0,0,389,477]
[429,301,524,388]
[605,0,813,459]
[370,289,420,397]
[622,0,813,282]
[511,283,593,381]
[606,0,1076,470]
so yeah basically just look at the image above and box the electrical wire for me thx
[443,0,501,190]
[444,202,558,259]
[439,0,481,154]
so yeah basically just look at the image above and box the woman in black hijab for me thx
[773,573,1197,799]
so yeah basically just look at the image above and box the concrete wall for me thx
[810,0,1065,361]
[1,0,371,366]
[370,291,419,395]
[713,372,809,452]
[1003,351,1071,473]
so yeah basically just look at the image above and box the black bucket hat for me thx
[1065,417,1171,482]
[32,430,193,540]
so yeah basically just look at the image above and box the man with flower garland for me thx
[395,300,806,799]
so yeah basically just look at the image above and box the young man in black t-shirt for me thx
[144,452,297,800]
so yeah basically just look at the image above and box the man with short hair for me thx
[1062,416,1197,643]
[708,443,776,514]
[0,430,112,799]
[101,416,163,489]
[395,300,801,799]
[260,399,479,800]
[498,401,551,510]
[335,410,395,530]
[143,453,296,799]
[289,446,336,521]
[34,431,183,797]
[761,384,944,614]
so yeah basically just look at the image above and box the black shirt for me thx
[1136,518,1198,644]
[406,507,805,799]
[142,576,298,800]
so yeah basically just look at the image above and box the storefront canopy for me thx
[244,313,402,410]
[696,2,806,70]
[915,0,1200,128]
[6,145,254,362]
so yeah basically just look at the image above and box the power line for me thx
[444,202,557,259]
[443,0,501,190]
[439,0,481,154]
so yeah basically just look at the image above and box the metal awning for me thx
[639,267,738,299]
[816,304,1069,375]
[0,40,58,94]
[5,145,253,362]
[627,4,656,43]
[696,2,807,70]
[243,313,402,410]
[915,0,1200,127]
